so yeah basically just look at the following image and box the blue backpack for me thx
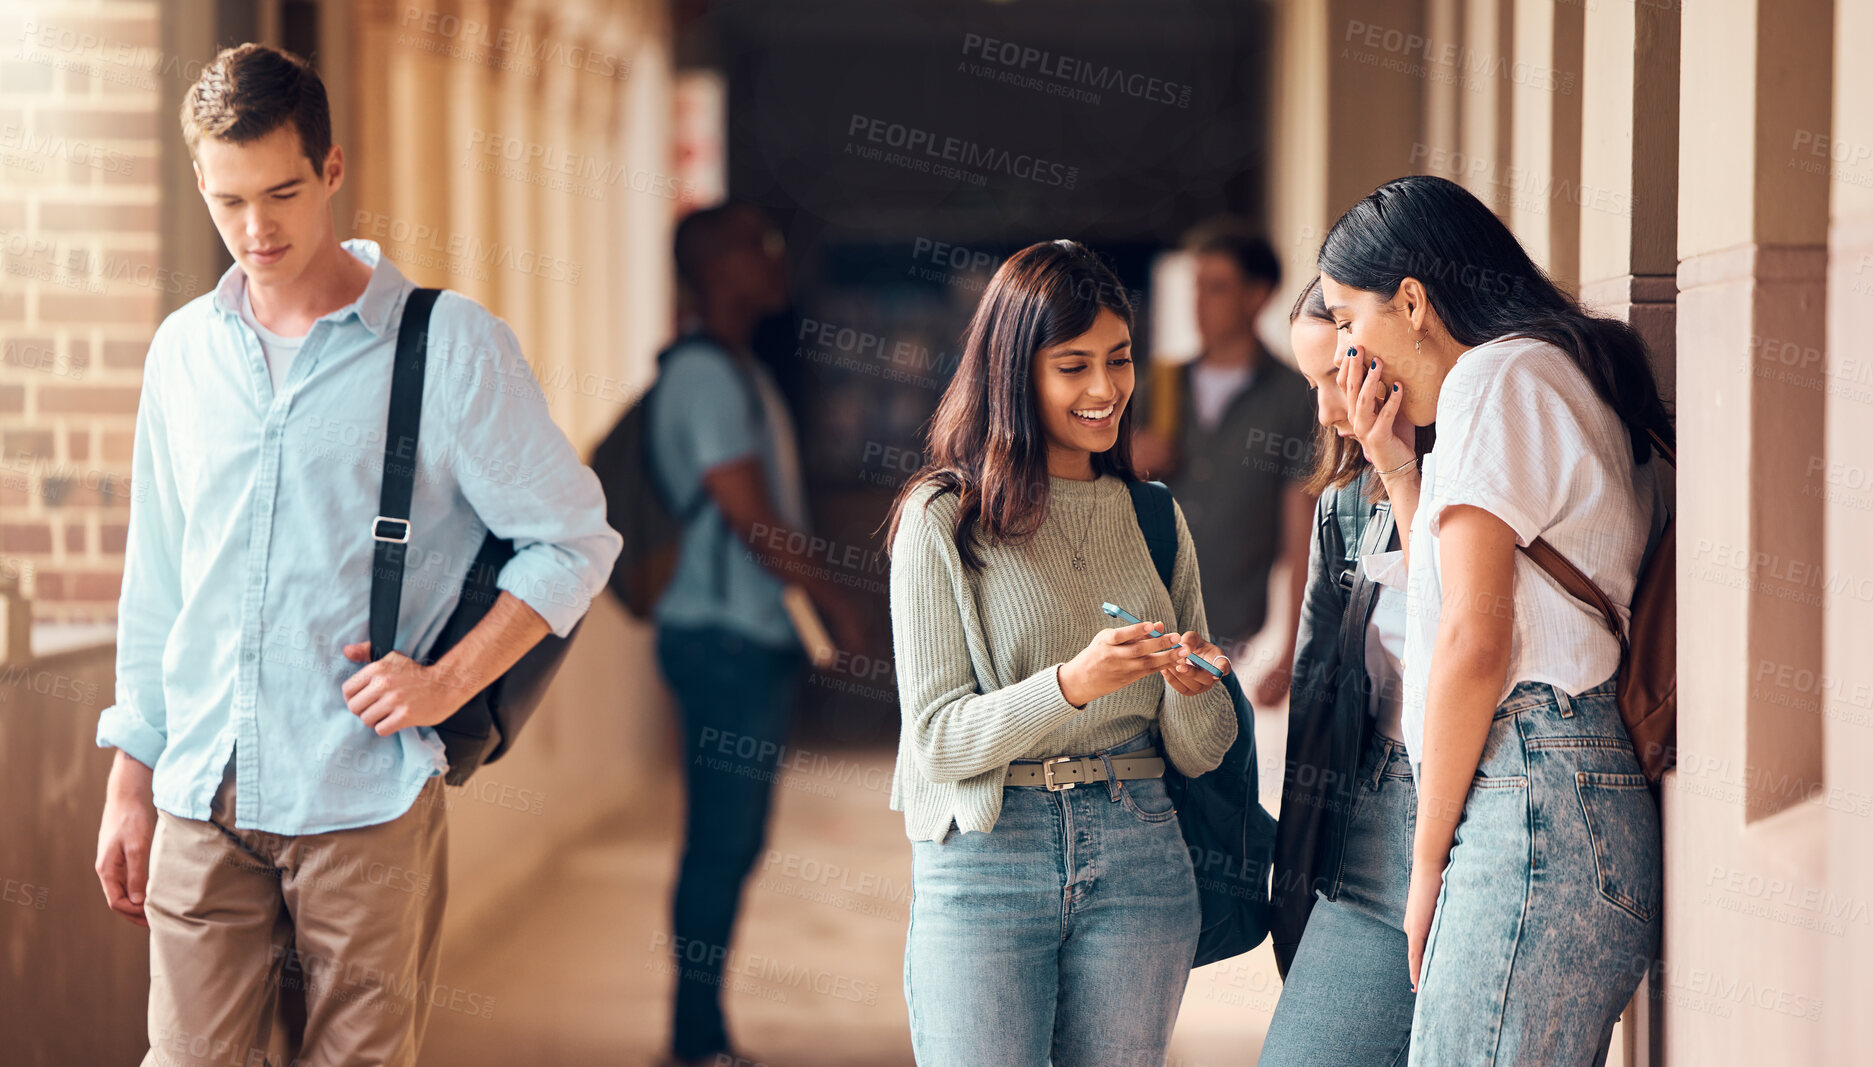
[1126,479,1278,967]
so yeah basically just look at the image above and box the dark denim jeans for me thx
[1260,730,1418,1067]
[1409,677,1661,1066]
[657,624,806,1061]
[904,730,1201,1066]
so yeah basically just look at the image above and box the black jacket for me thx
[1269,471,1398,976]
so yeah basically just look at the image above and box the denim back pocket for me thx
[1574,772,1662,923]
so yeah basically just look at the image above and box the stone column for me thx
[1823,2,1873,1062]
[1458,0,1513,215]
[1577,4,1683,1061]
[1507,0,1583,288]
[1578,0,1679,403]
[1669,0,1834,1061]
[1267,0,1428,288]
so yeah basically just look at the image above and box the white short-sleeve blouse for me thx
[1399,335,1657,765]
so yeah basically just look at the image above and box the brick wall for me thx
[1,1,169,630]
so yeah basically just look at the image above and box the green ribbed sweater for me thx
[887,473,1237,842]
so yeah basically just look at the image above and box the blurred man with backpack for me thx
[595,201,865,1067]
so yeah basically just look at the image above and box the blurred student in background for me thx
[645,202,866,1067]
[1133,221,1317,707]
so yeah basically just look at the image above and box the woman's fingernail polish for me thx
[1393,383,1400,392]
[1345,347,1356,358]
[1370,359,1379,370]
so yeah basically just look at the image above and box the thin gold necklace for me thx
[1070,489,1097,572]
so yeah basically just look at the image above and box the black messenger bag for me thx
[368,288,580,786]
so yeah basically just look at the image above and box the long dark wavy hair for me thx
[1317,175,1673,463]
[883,239,1138,570]
[1294,274,1435,500]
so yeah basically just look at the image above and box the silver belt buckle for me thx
[1042,756,1078,791]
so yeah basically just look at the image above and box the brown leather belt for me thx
[1004,749,1166,791]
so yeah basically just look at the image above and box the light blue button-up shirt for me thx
[96,240,623,834]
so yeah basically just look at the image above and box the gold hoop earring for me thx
[1415,335,1423,354]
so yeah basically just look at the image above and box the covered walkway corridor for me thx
[5,0,1872,1064]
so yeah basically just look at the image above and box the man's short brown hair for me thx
[180,44,332,176]
[1183,217,1282,290]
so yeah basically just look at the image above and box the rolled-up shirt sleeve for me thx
[445,300,623,637]
[96,326,185,767]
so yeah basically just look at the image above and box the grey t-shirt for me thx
[1164,354,1316,647]
[240,282,306,394]
[647,338,807,649]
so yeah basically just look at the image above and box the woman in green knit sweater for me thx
[882,240,1237,1065]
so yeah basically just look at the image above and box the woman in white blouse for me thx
[1318,175,1672,1066]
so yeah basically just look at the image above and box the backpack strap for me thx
[1335,481,1395,667]
[370,287,441,662]
[1330,472,1372,593]
[1525,421,1669,653]
[1127,479,1178,590]
[1521,538,1628,655]
[1646,427,1676,467]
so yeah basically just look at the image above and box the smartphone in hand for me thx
[1099,602,1226,678]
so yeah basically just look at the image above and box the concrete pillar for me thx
[1670,0,1834,1062]
[1577,5,1682,1061]
[1823,2,1873,1062]
[1267,0,1428,290]
[1267,0,1330,294]
[1507,0,1582,289]
[157,0,225,318]
[1324,2,1428,215]
[1420,0,1463,176]
[1578,0,1679,404]
[338,0,680,956]
[1458,0,1513,215]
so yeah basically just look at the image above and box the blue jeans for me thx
[657,624,806,1060]
[1409,678,1662,1066]
[1260,731,1418,1066]
[904,731,1200,1066]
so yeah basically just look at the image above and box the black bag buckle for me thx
[372,515,412,544]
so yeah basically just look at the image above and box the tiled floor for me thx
[419,708,1290,1067]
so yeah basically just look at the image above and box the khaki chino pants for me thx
[142,767,449,1067]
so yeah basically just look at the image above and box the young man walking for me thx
[92,44,621,1066]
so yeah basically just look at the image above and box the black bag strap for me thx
[1336,481,1396,668]
[1127,477,1260,746]
[1127,479,1180,753]
[1331,473,1370,592]
[1127,480,1177,590]
[370,287,441,662]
